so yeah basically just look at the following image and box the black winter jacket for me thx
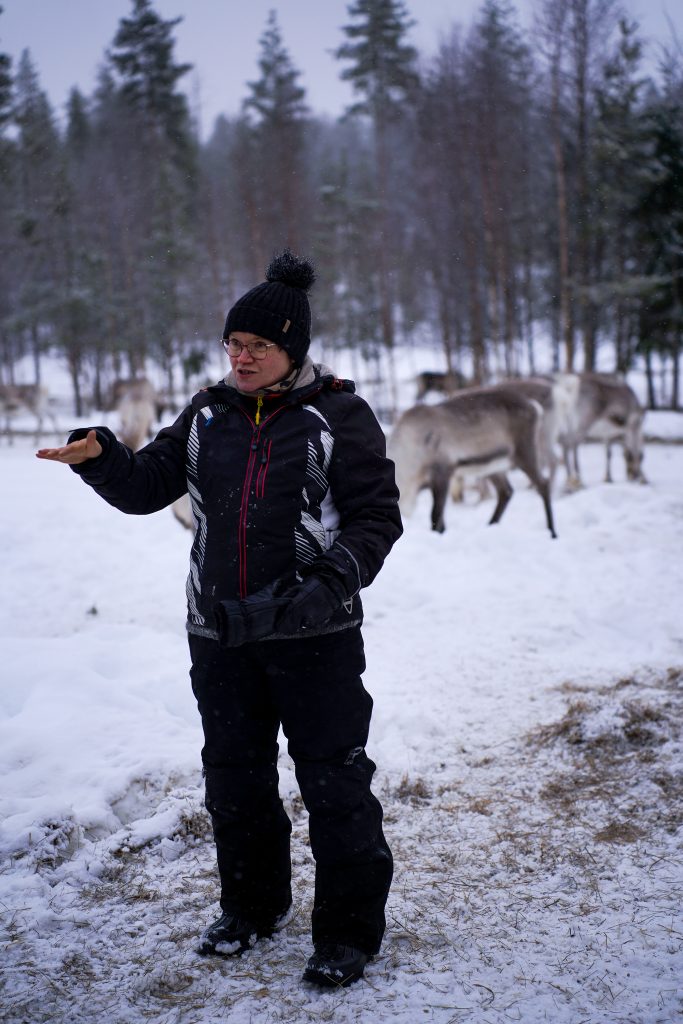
[69,365,403,642]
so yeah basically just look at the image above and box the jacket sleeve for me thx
[67,406,193,515]
[316,395,403,593]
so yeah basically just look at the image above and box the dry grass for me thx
[394,773,432,803]
[2,666,682,1023]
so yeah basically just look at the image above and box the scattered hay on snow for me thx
[1,668,681,1023]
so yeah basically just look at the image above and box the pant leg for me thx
[188,634,292,923]
[256,627,393,956]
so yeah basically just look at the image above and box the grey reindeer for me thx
[389,386,557,538]
[0,383,60,444]
[486,374,580,487]
[113,378,160,452]
[558,372,646,489]
[112,377,194,531]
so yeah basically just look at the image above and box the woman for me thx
[37,251,403,988]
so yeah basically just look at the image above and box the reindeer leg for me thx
[547,450,558,493]
[562,442,574,490]
[514,450,558,539]
[450,472,465,504]
[487,472,513,525]
[563,441,582,491]
[604,441,613,483]
[430,464,451,533]
[537,477,557,538]
[572,444,584,488]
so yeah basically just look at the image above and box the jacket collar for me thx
[223,355,333,394]
[203,356,352,407]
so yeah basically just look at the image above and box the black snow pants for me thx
[188,626,393,956]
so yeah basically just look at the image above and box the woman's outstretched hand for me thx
[36,429,103,465]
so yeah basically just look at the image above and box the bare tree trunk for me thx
[374,113,398,415]
[480,161,502,375]
[521,245,536,374]
[463,213,487,383]
[571,0,593,370]
[550,38,574,371]
[69,354,83,417]
[436,282,455,375]
[644,349,656,409]
[31,324,41,385]
[92,350,104,410]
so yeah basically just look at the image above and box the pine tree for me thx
[312,122,383,378]
[336,0,419,406]
[108,0,192,166]
[535,0,623,371]
[106,0,198,393]
[196,115,242,345]
[469,0,536,376]
[591,19,649,372]
[240,10,312,266]
[0,5,14,383]
[0,5,11,134]
[56,86,110,413]
[244,10,308,125]
[536,0,575,369]
[10,50,63,385]
[336,0,418,118]
[633,98,683,408]
[66,87,90,157]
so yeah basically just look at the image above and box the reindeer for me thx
[112,377,193,531]
[114,378,159,452]
[0,384,59,444]
[487,375,580,487]
[109,377,168,419]
[558,372,646,489]
[389,387,557,537]
[415,369,469,402]
[171,492,195,533]
[448,376,568,503]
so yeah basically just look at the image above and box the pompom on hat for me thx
[223,250,316,367]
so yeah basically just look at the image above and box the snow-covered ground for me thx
[1,422,682,1022]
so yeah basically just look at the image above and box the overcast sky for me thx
[1,0,680,139]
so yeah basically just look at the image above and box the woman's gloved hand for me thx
[213,583,289,648]
[275,567,348,634]
[213,551,357,646]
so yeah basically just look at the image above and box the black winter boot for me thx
[197,905,292,956]
[302,943,370,987]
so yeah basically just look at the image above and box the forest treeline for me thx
[0,0,682,413]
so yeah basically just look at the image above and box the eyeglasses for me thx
[222,337,278,360]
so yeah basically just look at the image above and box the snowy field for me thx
[1,423,682,1023]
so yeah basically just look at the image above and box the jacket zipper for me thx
[237,405,286,598]
[256,439,272,498]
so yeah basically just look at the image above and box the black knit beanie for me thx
[223,250,316,367]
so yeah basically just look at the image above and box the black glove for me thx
[213,582,289,648]
[275,569,349,635]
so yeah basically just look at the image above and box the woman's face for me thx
[228,331,294,393]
